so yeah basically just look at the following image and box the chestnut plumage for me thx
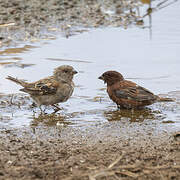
[99,71,172,109]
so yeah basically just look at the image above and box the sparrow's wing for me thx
[20,78,59,95]
[114,81,156,102]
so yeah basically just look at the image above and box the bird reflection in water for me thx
[30,113,72,127]
[104,108,164,122]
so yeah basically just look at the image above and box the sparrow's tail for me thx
[156,96,174,102]
[6,76,27,87]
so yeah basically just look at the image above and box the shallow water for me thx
[0,1,180,128]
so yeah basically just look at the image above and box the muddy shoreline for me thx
[0,0,144,47]
[0,122,179,179]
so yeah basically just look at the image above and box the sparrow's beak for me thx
[98,75,104,80]
[73,70,78,74]
[98,75,106,84]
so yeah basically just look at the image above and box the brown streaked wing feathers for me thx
[20,79,59,95]
[114,81,156,102]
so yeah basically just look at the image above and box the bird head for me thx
[53,65,78,82]
[98,71,124,86]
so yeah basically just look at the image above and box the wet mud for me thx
[0,88,180,180]
[0,0,173,46]
[0,119,180,179]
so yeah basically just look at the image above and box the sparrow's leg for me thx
[39,105,44,113]
[52,104,62,113]
[117,105,121,110]
[131,108,134,114]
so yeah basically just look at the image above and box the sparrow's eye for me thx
[64,70,68,73]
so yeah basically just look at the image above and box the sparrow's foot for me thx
[30,102,37,108]
[39,105,48,114]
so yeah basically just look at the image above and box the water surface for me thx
[0,1,180,128]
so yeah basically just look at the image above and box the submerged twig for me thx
[0,23,15,28]
[115,170,139,178]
